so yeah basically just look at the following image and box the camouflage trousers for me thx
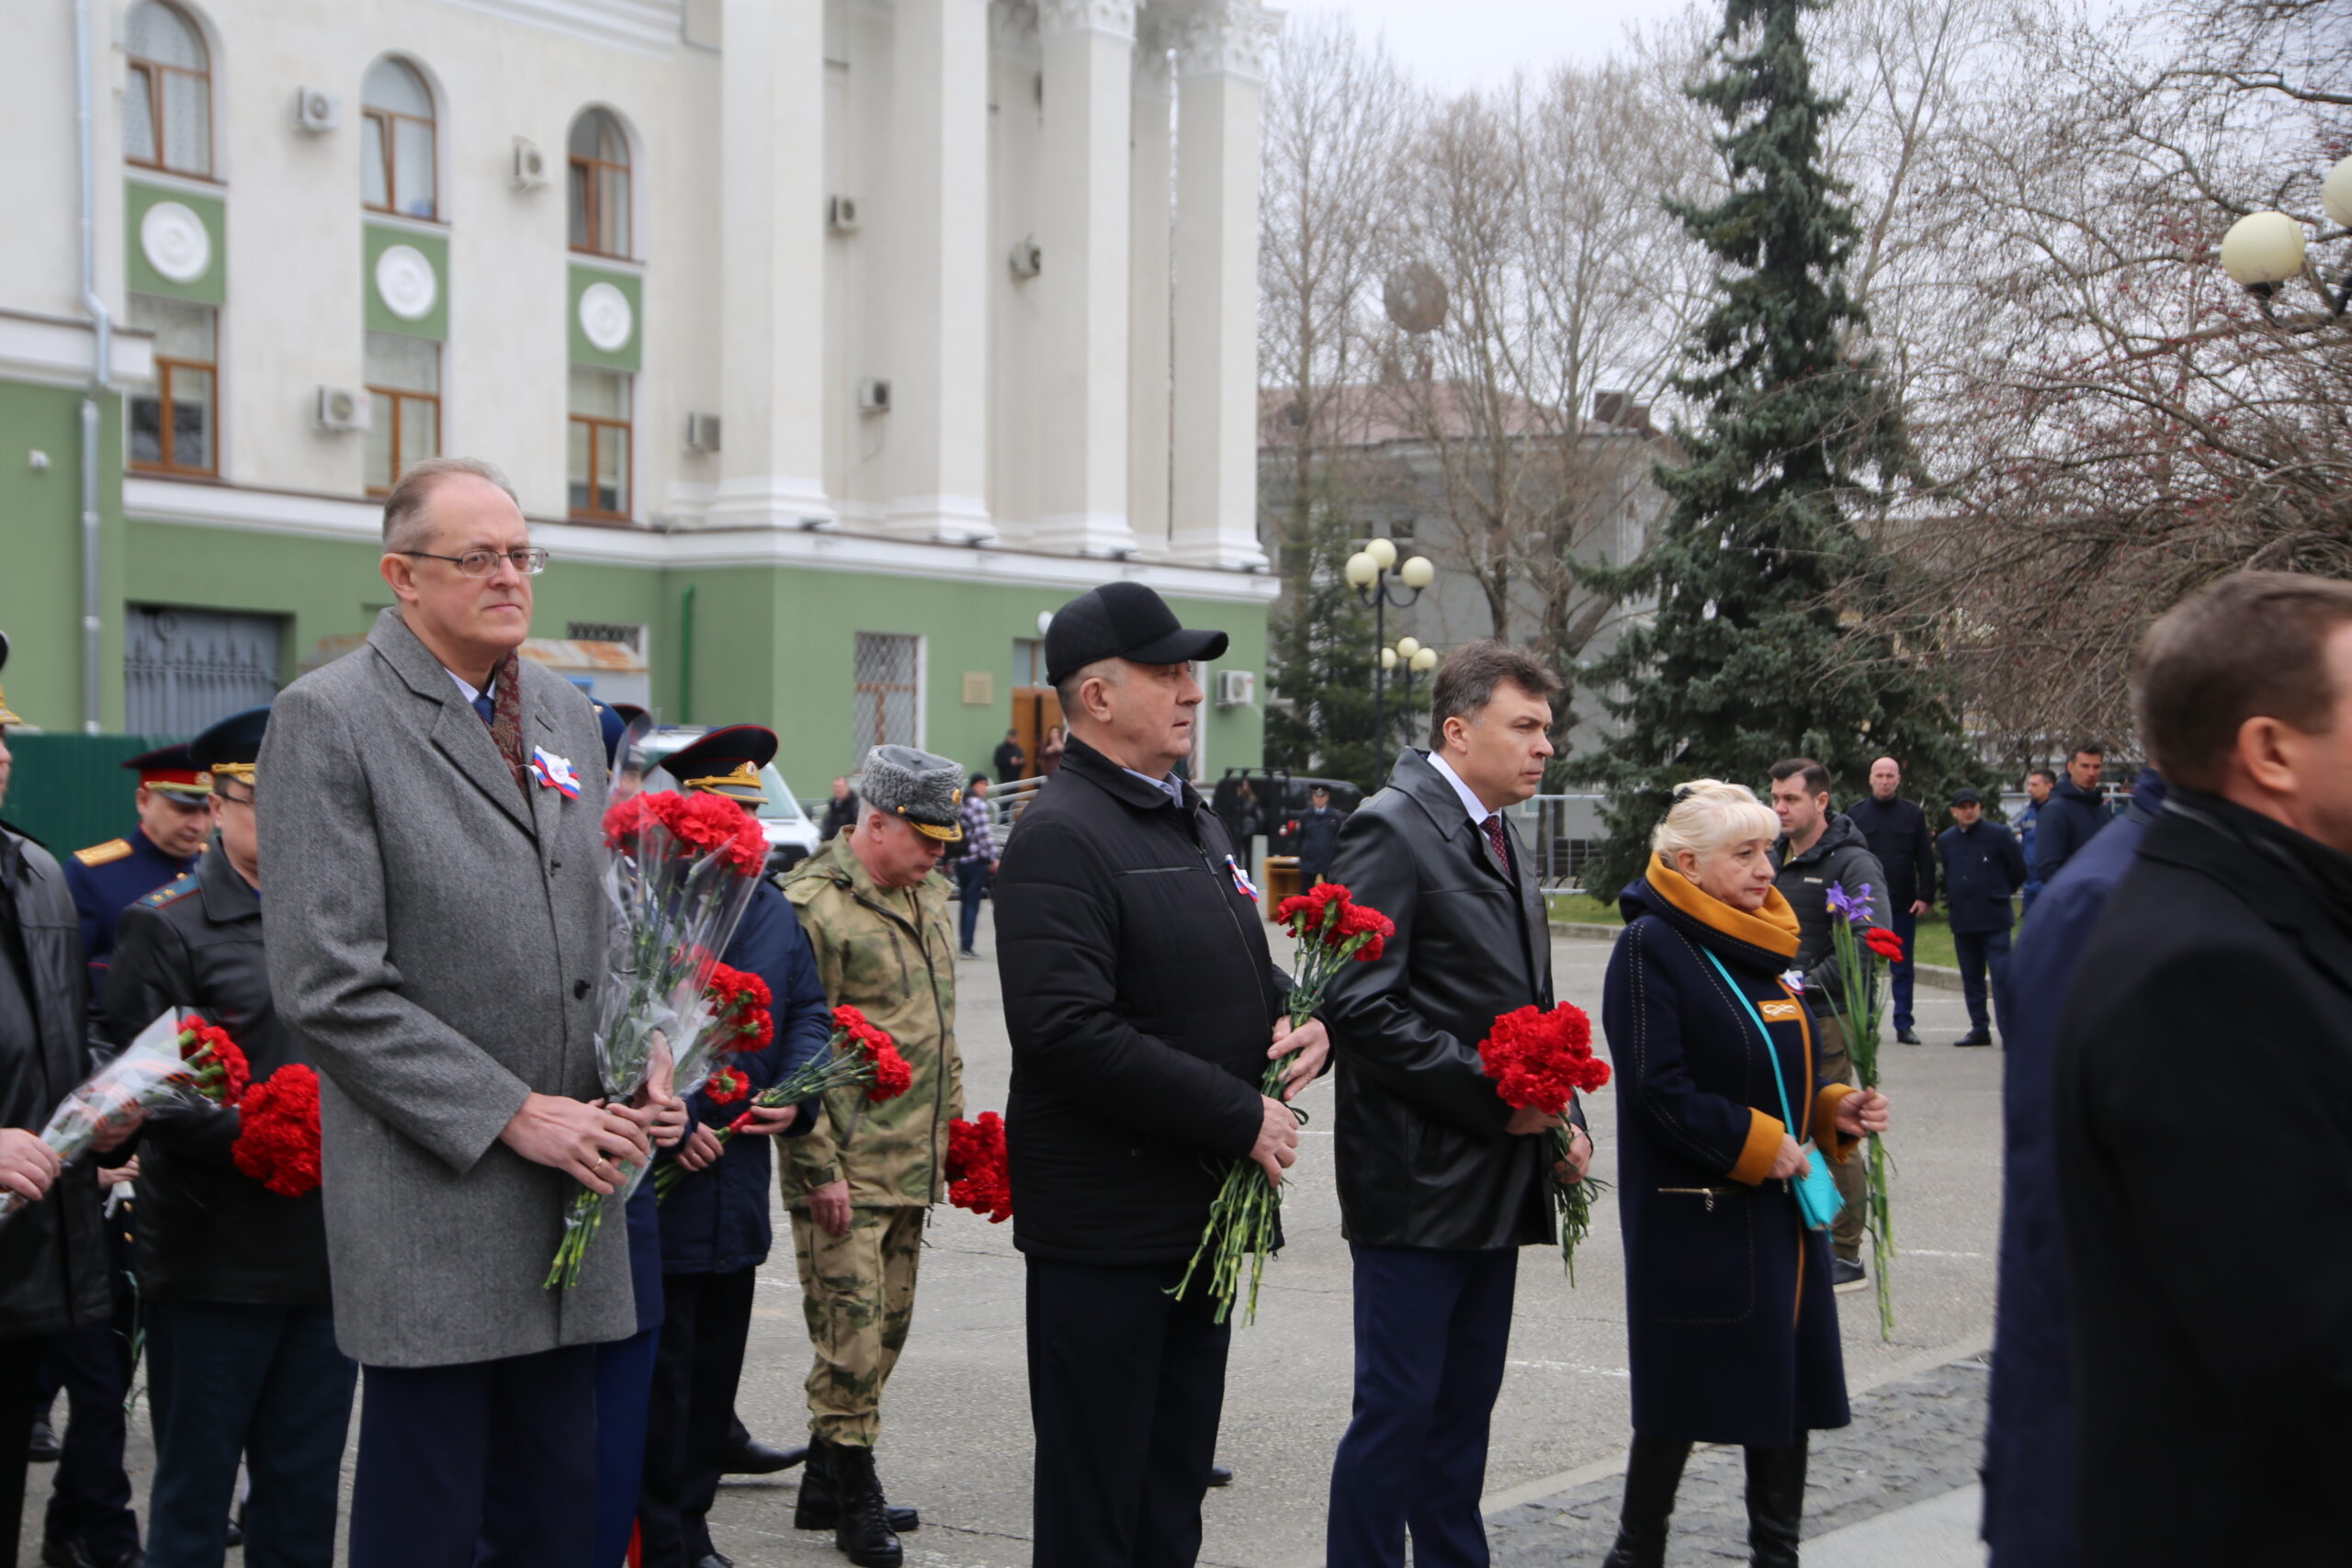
[788,1206,925,1449]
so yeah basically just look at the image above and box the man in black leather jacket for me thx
[98,705,356,1568]
[1320,641,1592,1568]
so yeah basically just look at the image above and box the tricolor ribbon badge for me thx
[529,747,581,799]
[1226,854,1261,903]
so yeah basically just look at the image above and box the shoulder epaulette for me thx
[139,872,201,908]
[74,838,132,867]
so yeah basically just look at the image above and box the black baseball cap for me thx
[1950,786,1983,807]
[1045,582,1228,686]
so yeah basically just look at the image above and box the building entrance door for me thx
[1011,689,1062,783]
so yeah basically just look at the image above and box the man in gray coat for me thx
[259,457,658,1568]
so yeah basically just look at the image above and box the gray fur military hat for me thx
[856,744,966,841]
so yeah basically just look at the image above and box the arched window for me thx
[568,109,631,259]
[125,1,212,178]
[362,59,437,220]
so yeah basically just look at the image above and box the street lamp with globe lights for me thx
[1347,538,1435,779]
[2218,154,2352,329]
[1384,637,1441,746]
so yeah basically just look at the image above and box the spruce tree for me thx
[1265,489,1384,794]
[1572,0,1971,898]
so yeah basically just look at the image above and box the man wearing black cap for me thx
[1936,786,2027,1046]
[993,582,1327,1568]
[62,743,213,1001]
[99,705,357,1568]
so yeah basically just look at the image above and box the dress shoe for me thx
[28,1414,60,1461]
[222,1515,242,1548]
[693,1554,734,1568]
[1207,1463,1233,1488]
[1953,1031,1994,1047]
[722,1432,807,1476]
[1830,1256,1867,1293]
[825,1443,903,1568]
[796,1438,920,1533]
[1894,1029,1922,1045]
[41,1542,144,1568]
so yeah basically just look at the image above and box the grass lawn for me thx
[1544,889,1963,970]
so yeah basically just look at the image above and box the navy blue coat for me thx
[1844,794,1937,908]
[655,880,830,1275]
[1294,806,1343,882]
[2030,778,2109,884]
[1982,769,2162,1568]
[1936,819,2027,934]
[1604,862,1860,1449]
[62,825,198,1000]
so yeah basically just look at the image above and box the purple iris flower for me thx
[1826,882,1876,925]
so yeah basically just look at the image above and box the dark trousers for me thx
[1026,1257,1229,1568]
[1888,907,1919,1032]
[1327,1244,1518,1568]
[955,857,991,953]
[1952,927,2015,1040]
[592,1323,661,1568]
[144,1300,354,1568]
[639,1270,756,1568]
[45,1315,140,1561]
[347,1343,598,1568]
[2,1335,43,1568]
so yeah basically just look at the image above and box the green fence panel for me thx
[2,733,187,855]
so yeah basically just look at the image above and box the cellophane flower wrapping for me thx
[652,1004,912,1201]
[1172,882,1393,1326]
[1825,882,1897,1338]
[1477,1004,1612,1283]
[547,791,769,1289]
[0,1010,219,1224]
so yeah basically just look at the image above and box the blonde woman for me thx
[1598,781,1892,1568]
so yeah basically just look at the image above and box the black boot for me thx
[825,1443,903,1568]
[1744,1438,1807,1568]
[796,1438,920,1533]
[1601,1435,1692,1568]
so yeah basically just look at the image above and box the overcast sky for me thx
[1290,0,1691,92]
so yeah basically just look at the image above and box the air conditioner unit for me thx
[1215,670,1257,709]
[684,412,722,452]
[512,137,548,190]
[856,378,892,415]
[314,385,371,433]
[1008,237,1042,279]
[295,87,340,132]
[827,196,860,233]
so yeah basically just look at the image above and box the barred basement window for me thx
[853,632,921,757]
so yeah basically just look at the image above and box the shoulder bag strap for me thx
[1700,945,1801,1139]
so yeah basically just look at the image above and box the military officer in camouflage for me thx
[62,743,213,999]
[781,745,967,1568]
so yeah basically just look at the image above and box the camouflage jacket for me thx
[780,837,963,1208]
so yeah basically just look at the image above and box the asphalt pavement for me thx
[16,921,2003,1567]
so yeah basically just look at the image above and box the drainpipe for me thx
[74,0,110,734]
[679,584,695,726]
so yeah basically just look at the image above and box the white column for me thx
[1035,0,1141,557]
[887,0,996,544]
[708,0,832,529]
[1126,13,1174,553]
[1168,0,1275,570]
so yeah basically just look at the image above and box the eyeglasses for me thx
[400,547,551,578]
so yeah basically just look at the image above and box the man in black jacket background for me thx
[1933,787,2026,1047]
[1844,757,1935,1044]
[2055,572,2352,1564]
[993,583,1327,1568]
[1320,642,1589,1568]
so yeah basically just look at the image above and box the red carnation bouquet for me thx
[653,1004,913,1200]
[1173,881,1393,1326]
[548,791,771,1289]
[233,1066,323,1197]
[1479,1003,1612,1283]
[0,1010,250,1224]
[944,1112,1012,1224]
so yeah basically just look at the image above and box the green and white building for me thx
[2,0,1278,798]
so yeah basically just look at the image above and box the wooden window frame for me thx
[364,386,442,496]
[363,104,437,220]
[132,355,219,479]
[126,51,213,179]
[569,144,632,260]
[569,412,632,522]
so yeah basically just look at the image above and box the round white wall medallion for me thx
[140,201,211,284]
[578,281,634,353]
[375,244,438,321]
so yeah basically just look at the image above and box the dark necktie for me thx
[1481,814,1512,874]
[472,693,495,727]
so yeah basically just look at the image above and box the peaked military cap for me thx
[125,741,213,798]
[0,629,20,727]
[188,705,271,786]
[659,725,776,803]
[857,744,965,841]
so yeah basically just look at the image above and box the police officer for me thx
[638,727,831,1568]
[1295,784,1342,886]
[63,744,213,1000]
[99,705,356,1568]
[780,746,967,1568]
